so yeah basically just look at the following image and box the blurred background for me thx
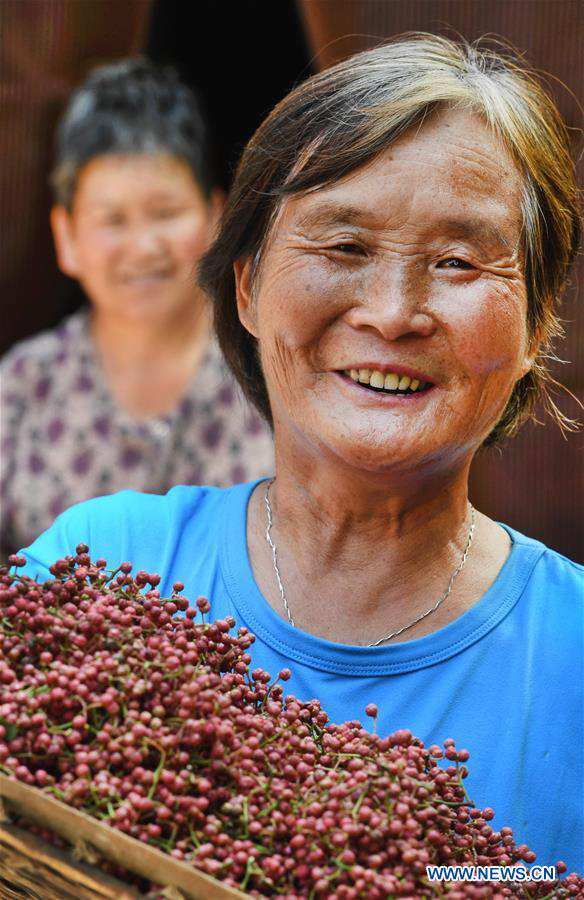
[1,0,582,560]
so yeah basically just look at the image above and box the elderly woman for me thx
[20,36,582,870]
[0,59,273,556]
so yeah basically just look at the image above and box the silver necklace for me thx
[264,479,476,647]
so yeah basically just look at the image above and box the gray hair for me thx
[51,58,214,208]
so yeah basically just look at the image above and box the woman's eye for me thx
[153,207,182,220]
[438,257,474,270]
[103,215,124,227]
[331,242,363,255]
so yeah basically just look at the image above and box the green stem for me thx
[242,796,249,838]
[239,855,257,892]
[146,745,166,800]
[351,784,370,819]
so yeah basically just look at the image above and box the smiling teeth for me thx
[347,369,425,393]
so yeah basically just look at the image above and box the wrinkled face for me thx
[236,108,535,475]
[53,154,218,323]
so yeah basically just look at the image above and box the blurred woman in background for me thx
[0,59,274,556]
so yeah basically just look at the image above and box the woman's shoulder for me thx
[500,522,583,622]
[21,480,260,583]
[0,310,89,383]
[503,522,583,576]
[65,482,243,531]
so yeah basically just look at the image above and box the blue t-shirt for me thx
[21,479,584,871]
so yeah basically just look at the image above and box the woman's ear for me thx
[50,206,80,278]
[234,256,259,338]
[519,325,543,378]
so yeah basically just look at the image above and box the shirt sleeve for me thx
[18,487,192,586]
[0,348,29,559]
[19,501,96,582]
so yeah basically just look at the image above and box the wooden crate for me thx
[0,820,139,899]
[0,773,248,899]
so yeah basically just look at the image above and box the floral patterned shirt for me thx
[0,309,274,556]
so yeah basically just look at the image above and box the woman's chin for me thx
[308,425,440,478]
[96,293,195,326]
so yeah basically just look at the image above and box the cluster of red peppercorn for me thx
[0,548,581,899]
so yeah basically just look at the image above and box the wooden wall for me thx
[0,0,153,353]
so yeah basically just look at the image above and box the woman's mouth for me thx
[119,270,173,286]
[341,368,433,396]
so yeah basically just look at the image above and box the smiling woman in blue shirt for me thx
[21,34,583,871]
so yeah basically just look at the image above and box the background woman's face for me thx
[237,107,535,476]
[53,154,218,324]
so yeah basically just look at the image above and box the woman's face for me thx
[52,154,220,324]
[236,107,536,476]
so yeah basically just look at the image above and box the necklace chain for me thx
[264,479,476,647]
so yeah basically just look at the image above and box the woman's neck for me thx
[90,300,210,368]
[89,300,212,419]
[248,451,510,646]
[271,452,473,570]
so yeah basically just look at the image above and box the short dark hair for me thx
[199,33,581,448]
[51,57,214,207]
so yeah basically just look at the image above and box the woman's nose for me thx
[125,222,166,257]
[344,266,436,341]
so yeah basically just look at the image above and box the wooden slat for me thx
[0,774,247,900]
[0,820,138,899]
